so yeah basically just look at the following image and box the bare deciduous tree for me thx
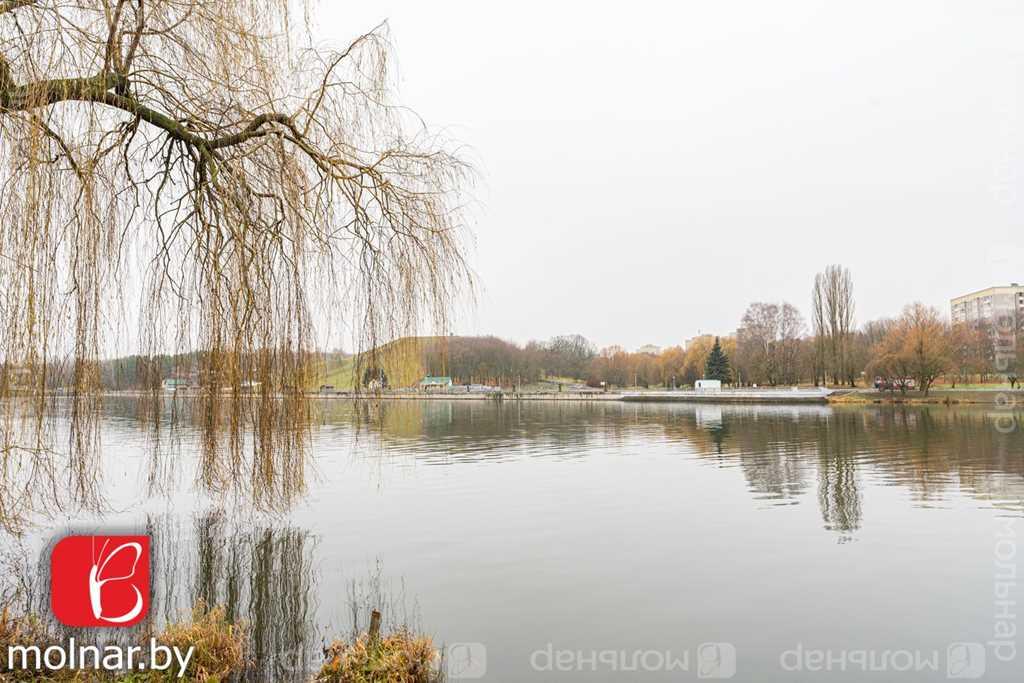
[0,1,472,531]
[867,304,951,396]
[811,275,827,386]
[736,302,805,386]
[812,265,855,386]
[948,323,995,387]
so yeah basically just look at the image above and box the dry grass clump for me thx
[0,606,74,681]
[316,630,441,683]
[143,604,246,682]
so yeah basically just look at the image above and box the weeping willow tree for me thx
[0,1,471,532]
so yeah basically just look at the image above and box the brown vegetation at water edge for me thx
[0,603,245,681]
[316,630,441,683]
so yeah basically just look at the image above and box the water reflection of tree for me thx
[815,411,863,536]
[660,404,1024,533]
[866,407,1024,512]
[149,513,320,680]
[10,400,1023,549]
[321,399,643,463]
[183,513,317,682]
[325,400,1023,525]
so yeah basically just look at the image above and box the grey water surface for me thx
[6,399,1023,682]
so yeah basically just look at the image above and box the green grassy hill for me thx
[316,354,358,390]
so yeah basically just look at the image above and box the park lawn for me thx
[932,381,1018,390]
[314,355,358,390]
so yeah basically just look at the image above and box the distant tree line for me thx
[85,266,1019,395]
[726,265,1018,395]
[582,337,738,388]
[414,334,597,387]
[64,350,352,391]
[577,264,1019,395]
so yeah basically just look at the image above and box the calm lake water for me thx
[4,399,1023,681]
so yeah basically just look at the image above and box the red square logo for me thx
[50,535,150,627]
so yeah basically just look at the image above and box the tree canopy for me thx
[0,1,472,530]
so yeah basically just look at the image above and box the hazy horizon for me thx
[320,0,1024,350]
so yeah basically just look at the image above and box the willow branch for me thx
[1,72,295,153]
[0,70,375,184]
[0,0,37,15]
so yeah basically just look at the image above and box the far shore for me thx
[307,387,1024,406]
[85,387,1024,406]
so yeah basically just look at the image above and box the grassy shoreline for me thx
[1,606,442,683]
[827,389,1024,405]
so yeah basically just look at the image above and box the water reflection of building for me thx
[693,404,730,454]
[694,404,723,429]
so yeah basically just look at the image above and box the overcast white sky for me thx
[319,1,1024,351]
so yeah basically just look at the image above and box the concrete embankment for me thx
[623,389,833,404]
[317,389,833,404]
[312,391,622,401]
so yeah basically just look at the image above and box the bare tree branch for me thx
[0,0,37,15]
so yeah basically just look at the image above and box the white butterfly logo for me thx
[88,539,145,624]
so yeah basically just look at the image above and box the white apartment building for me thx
[950,283,1024,372]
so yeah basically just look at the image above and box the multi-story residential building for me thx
[951,283,1024,373]
[685,334,715,351]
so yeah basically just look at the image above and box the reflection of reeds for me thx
[1,529,440,681]
[345,562,419,643]
[316,566,442,683]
